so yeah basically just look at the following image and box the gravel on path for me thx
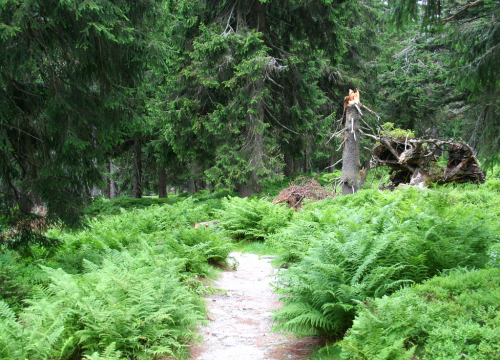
[189,252,322,360]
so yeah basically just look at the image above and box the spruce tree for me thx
[160,0,368,194]
[0,0,167,223]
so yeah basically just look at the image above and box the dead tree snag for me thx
[341,91,362,195]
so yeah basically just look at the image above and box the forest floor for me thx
[188,252,323,360]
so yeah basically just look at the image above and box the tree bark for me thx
[132,136,142,198]
[284,152,293,177]
[293,157,301,174]
[18,189,32,215]
[341,105,361,195]
[109,162,117,199]
[189,178,196,193]
[104,161,111,199]
[238,1,266,198]
[158,166,167,198]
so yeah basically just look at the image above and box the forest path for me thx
[188,252,322,360]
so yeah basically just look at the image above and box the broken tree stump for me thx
[341,92,362,195]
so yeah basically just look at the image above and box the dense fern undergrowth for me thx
[212,180,500,358]
[1,178,500,359]
[0,196,233,359]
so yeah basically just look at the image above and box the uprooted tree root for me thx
[362,130,486,189]
[272,177,336,209]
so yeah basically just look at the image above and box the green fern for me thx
[83,343,124,360]
[215,196,293,241]
[339,268,500,360]
[273,187,499,339]
[0,250,205,359]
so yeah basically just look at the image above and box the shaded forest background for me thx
[1,0,500,224]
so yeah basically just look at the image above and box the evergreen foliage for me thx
[157,0,382,192]
[0,0,168,223]
[339,268,500,359]
[387,0,500,159]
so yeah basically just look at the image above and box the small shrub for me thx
[0,252,38,313]
[484,178,500,191]
[162,227,233,276]
[273,188,498,338]
[381,122,415,140]
[216,196,293,241]
[0,250,205,360]
[84,196,175,216]
[339,268,500,360]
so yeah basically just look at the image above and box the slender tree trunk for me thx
[104,161,111,199]
[109,162,117,199]
[132,136,142,198]
[293,157,301,174]
[284,153,293,177]
[304,148,309,173]
[328,153,337,173]
[341,105,361,195]
[158,166,167,198]
[18,189,32,215]
[238,1,266,198]
[189,178,196,193]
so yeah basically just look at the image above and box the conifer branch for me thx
[442,0,484,22]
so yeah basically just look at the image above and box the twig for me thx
[293,196,305,208]
[442,0,484,22]
[326,128,343,145]
[361,104,381,121]
[360,117,375,132]
[325,158,342,169]
[354,104,363,116]
[336,139,346,151]
[351,118,357,141]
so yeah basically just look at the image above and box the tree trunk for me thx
[293,157,301,174]
[328,153,337,173]
[238,1,266,198]
[104,161,111,199]
[109,162,117,199]
[132,136,142,198]
[341,105,361,195]
[158,166,167,198]
[188,178,195,193]
[284,152,293,177]
[18,189,32,215]
[304,148,309,173]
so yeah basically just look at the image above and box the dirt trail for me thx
[189,252,322,360]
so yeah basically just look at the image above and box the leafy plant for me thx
[273,188,498,338]
[216,196,293,241]
[339,268,500,360]
[0,250,205,360]
[0,251,38,313]
[381,122,415,140]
